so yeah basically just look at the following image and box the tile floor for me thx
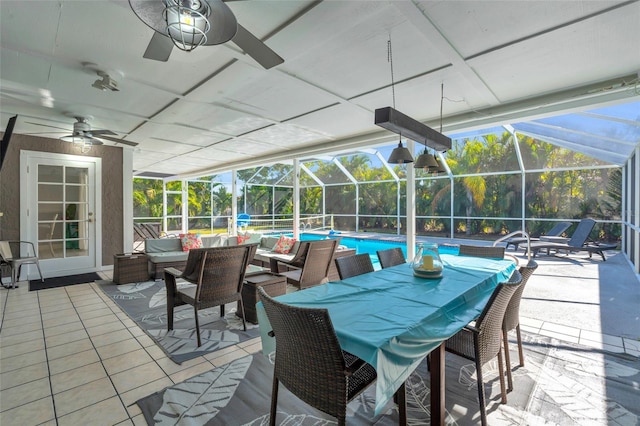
[0,277,262,426]
[1,256,638,425]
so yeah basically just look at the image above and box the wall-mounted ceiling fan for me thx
[26,116,139,147]
[129,0,284,69]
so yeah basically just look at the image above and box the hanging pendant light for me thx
[414,84,449,173]
[383,37,414,164]
[434,153,447,174]
[388,137,414,164]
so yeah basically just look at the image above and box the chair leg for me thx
[475,357,488,426]
[220,303,225,317]
[516,325,525,367]
[194,306,201,347]
[503,329,514,393]
[269,375,279,426]
[396,382,407,426]
[167,296,174,331]
[10,266,17,288]
[497,339,507,404]
[34,260,44,282]
[237,299,247,331]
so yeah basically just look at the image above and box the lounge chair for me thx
[505,221,571,251]
[525,218,617,261]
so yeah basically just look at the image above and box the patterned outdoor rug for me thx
[135,333,640,425]
[97,279,261,364]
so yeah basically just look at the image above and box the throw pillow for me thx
[180,233,202,252]
[237,232,251,245]
[272,235,297,254]
[237,232,262,245]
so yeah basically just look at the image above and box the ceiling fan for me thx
[26,116,139,147]
[129,0,284,69]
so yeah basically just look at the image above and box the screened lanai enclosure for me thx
[133,101,639,274]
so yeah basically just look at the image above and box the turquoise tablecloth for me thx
[257,253,516,415]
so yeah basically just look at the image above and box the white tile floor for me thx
[0,278,262,426]
[1,256,638,425]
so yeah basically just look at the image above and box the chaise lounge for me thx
[524,218,617,261]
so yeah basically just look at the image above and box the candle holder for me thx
[412,242,443,278]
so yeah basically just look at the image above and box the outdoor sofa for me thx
[144,233,353,280]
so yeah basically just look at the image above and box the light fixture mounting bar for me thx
[375,107,452,151]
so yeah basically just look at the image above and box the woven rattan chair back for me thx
[503,260,538,332]
[258,286,378,425]
[269,239,339,289]
[164,244,255,346]
[459,244,506,259]
[444,269,522,426]
[503,259,538,392]
[335,253,374,279]
[300,238,340,288]
[474,270,522,363]
[376,247,406,268]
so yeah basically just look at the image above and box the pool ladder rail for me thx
[493,230,532,265]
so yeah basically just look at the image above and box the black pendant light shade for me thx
[388,140,414,164]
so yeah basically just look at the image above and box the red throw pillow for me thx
[237,232,250,244]
[272,235,296,254]
[179,233,202,252]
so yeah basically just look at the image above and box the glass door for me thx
[23,152,99,277]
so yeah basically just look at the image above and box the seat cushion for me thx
[146,252,189,264]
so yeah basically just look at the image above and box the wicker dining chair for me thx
[270,238,340,289]
[334,253,375,279]
[164,244,256,347]
[444,269,523,426]
[258,287,407,425]
[458,244,506,259]
[503,259,538,392]
[376,247,406,269]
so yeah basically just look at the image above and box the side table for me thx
[238,272,287,324]
[113,253,149,284]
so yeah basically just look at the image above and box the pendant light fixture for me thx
[414,83,449,174]
[385,37,413,164]
[388,136,414,164]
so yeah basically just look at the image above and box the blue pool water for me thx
[297,233,458,269]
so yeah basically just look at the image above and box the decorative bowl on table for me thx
[412,242,444,279]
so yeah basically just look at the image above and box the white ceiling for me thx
[1,0,639,178]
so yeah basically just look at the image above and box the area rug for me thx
[97,279,261,364]
[29,272,103,291]
[136,333,640,425]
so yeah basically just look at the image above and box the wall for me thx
[0,133,123,267]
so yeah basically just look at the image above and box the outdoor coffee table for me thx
[238,271,287,324]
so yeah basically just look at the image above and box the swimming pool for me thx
[298,233,458,269]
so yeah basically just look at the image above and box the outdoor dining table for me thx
[257,252,517,425]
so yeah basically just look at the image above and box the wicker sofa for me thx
[144,233,353,281]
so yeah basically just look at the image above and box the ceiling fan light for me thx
[388,140,414,164]
[163,0,211,52]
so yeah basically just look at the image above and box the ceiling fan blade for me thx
[144,31,174,62]
[202,0,238,45]
[90,129,117,136]
[97,135,140,147]
[231,24,284,69]
[25,121,70,132]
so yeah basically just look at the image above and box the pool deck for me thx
[309,230,640,356]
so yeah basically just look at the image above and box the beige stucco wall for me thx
[0,133,123,267]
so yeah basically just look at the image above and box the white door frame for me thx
[20,150,102,278]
